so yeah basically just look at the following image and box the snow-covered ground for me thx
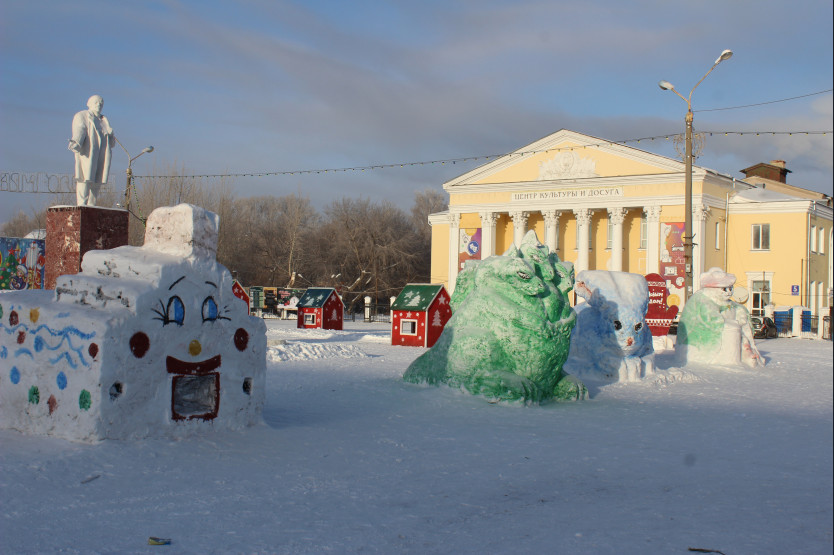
[2,318,832,554]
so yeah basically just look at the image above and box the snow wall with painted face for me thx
[563,270,655,383]
[403,230,586,403]
[0,204,266,442]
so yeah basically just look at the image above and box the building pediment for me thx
[444,129,687,189]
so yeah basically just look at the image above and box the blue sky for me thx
[1,0,832,224]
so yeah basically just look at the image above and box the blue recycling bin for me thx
[773,310,791,335]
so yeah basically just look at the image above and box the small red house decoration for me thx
[391,284,451,347]
[297,287,344,330]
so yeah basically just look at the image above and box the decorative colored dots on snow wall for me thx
[79,389,92,411]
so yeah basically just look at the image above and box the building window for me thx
[304,313,316,326]
[715,221,721,250]
[819,228,826,255]
[401,319,418,336]
[751,224,770,250]
[575,224,593,250]
[810,226,817,252]
[606,219,613,250]
[751,280,770,316]
[639,214,647,250]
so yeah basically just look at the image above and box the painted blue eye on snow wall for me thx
[167,296,185,326]
[202,297,219,322]
[153,295,186,326]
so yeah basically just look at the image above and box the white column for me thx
[645,206,661,275]
[447,212,461,293]
[574,208,592,274]
[692,204,710,292]
[479,211,498,259]
[607,207,626,272]
[543,210,561,253]
[510,211,529,247]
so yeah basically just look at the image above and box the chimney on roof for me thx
[740,160,791,184]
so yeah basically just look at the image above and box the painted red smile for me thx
[166,355,221,375]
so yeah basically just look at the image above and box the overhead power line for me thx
[132,130,831,180]
[2,129,831,193]
[695,89,833,113]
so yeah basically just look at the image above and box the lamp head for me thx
[715,49,733,64]
[658,80,675,91]
[142,146,154,154]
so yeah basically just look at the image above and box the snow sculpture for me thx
[676,267,763,368]
[0,204,266,442]
[403,230,585,403]
[564,271,654,383]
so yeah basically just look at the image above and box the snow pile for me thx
[267,342,369,362]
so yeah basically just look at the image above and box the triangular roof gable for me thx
[298,287,337,308]
[443,129,687,188]
[391,284,444,312]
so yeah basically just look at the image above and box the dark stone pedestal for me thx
[44,206,129,289]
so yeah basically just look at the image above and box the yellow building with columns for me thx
[429,130,832,317]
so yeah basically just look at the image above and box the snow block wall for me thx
[404,230,585,403]
[564,270,654,383]
[0,204,266,442]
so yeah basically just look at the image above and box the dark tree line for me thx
[1,171,448,309]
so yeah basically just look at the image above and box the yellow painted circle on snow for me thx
[189,340,202,356]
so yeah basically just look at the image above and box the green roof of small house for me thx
[297,287,338,308]
[391,284,445,312]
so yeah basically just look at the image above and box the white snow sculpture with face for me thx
[676,267,763,368]
[54,204,266,438]
[565,270,655,383]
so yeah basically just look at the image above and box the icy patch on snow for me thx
[267,342,369,362]
[644,368,703,386]
[357,334,389,343]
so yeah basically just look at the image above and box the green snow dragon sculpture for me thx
[403,230,586,403]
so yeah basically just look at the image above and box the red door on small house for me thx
[425,289,452,347]
[322,293,343,330]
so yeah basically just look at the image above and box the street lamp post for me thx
[115,138,154,212]
[659,49,732,304]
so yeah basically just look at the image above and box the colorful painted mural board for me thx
[0,237,45,290]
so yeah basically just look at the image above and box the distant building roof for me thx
[23,229,46,240]
[391,284,445,312]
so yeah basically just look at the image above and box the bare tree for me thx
[410,188,448,282]
[231,194,319,287]
[314,197,418,313]
[1,208,48,238]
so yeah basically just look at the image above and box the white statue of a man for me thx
[68,95,115,206]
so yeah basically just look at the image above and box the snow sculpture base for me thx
[0,204,266,442]
[404,231,585,403]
